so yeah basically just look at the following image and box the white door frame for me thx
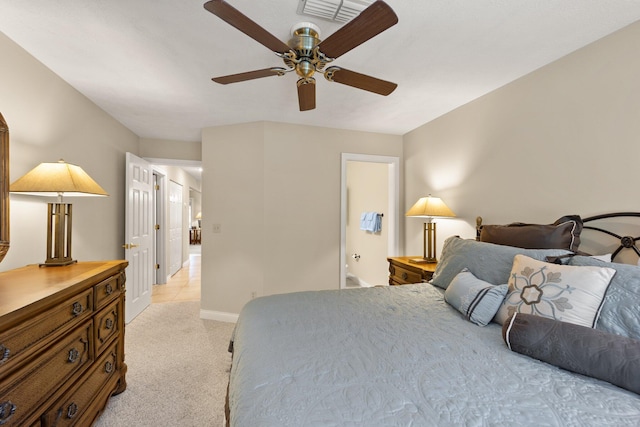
[340,153,400,289]
[168,179,183,276]
[152,168,167,285]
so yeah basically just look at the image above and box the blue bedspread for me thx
[229,284,640,426]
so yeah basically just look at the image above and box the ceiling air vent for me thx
[297,0,375,23]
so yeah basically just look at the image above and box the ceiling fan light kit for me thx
[203,0,398,111]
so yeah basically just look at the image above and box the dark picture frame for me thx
[0,113,9,263]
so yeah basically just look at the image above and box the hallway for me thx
[151,247,201,304]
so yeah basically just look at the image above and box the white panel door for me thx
[125,152,153,323]
[168,180,183,276]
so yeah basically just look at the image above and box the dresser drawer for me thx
[94,299,120,356]
[93,272,124,311]
[41,342,119,427]
[0,289,93,379]
[0,322,92,427]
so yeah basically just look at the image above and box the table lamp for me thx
[10,159,108,266]
[406,195,456,263]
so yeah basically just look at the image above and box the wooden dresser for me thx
[387,256,437,285]
[0,261,128,427]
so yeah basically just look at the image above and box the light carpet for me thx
[95,301,234,427]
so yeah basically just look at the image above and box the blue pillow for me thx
[444,268,508,326]
[569,256,640,340]
[431,236,572,290]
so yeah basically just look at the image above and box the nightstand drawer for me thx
[387,257,437,286]
[390,265,423,284]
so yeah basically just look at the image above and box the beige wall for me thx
[346,161,389,286]
[404,21,640,258]
[0,32,139,271]
[140,138,201,161]
[201,122,402,317]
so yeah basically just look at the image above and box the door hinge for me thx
[155,224,160,230]
[155,184,160,191]
[155,264,160,270]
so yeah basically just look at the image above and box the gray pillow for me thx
[431,236,572,290]
[444,268,508,326]
[503,313,640,395]
[569,256,640,340]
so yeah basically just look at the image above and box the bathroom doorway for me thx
[340,153,400,288]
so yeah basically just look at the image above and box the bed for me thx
[226,213,640,426]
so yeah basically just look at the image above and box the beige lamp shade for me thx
[405,195,456,218]
[195,212,202,220]
[10,160,108,198]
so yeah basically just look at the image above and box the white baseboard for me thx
[200,309,238,323]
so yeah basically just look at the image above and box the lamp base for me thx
[409,257,437,264]
[39,258,77,268]
[43,202,75,267]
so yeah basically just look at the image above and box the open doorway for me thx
[142,158,202,303]
[145,158,201,274]
[340,153,400,289]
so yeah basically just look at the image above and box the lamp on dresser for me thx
[406,195,456,264]
[10,159,108,266]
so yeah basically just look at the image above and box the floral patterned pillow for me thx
[494,255,616,328]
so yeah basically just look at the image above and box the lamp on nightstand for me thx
[10,159,108,266]
[406,195,456,264]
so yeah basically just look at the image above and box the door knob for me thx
[122,243,140,249]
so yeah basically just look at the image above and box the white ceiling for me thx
[2,1,640,142]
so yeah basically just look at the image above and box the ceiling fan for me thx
[203,0,398,111]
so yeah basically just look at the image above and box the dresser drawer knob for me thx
[105,318,114,330]
[105,283,113,295]
[67,348,80,364]
[71,302,83,316]
[105,360,114,374]
[66,402,78,419]
[0,344,9,364]
[401,272,408,280]
[0,401,16,424]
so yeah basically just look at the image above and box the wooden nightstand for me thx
[387,257,437,285]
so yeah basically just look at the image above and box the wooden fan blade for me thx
[212,68,285,84]
[325,67,397,95]
[297,79,316,111]
[204,0,291,54]
[316,0,398,59]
